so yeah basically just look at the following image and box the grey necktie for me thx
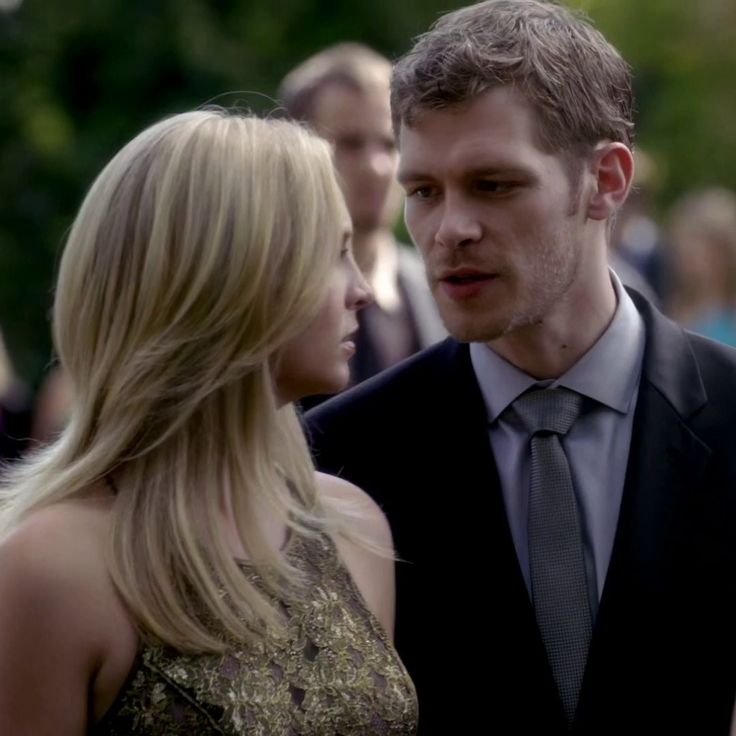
[513,387,591,725]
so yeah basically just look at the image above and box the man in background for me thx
[279,44,444,405]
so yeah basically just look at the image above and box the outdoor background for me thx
[1,0,735,383]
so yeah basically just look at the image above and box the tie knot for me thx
[512,387,583,437]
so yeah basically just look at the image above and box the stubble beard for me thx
[504,227,580,336]
[436,227,581,344]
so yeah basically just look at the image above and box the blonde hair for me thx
[0,110,350,652]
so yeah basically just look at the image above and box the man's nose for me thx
[435,198,482,250]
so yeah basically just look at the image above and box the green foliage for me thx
[577,0,736,204]
[1,0,734,380]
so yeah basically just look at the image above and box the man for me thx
[306,2,736,734]
[278,44,445,405]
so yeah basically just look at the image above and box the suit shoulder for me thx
[687,330,736,382]
[305,338,461,427]
[672,328,736,412]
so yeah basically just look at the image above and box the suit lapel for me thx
[594,375,711,618]
[600,292,711,607]
[578,294,712,724]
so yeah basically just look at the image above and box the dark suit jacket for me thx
[306,292,736,735]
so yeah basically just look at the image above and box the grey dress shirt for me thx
[470,273,646,612]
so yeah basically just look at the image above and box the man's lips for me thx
[437,269,498,299]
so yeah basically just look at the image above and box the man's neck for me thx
[488,271,618,380]
[353,229,394,279]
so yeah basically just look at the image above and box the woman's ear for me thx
[586,142,635,221]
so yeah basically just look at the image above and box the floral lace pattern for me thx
[95,532,418,735]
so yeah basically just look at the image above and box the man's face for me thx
[311,81,402,234]
[398,86,592,344]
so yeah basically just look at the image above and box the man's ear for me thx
[586,142,634,221]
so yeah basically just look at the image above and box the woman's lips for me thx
[340,329,358,357]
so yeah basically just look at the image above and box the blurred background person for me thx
[0,110,417,734]
[609,148,665,303]
[610,149,666,297]
[665,187,736,346]
[0,330,31,462]
[278,43,445,408]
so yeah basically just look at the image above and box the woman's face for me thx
[274,218,372,404]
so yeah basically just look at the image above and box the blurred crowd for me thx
[611,149,736,349]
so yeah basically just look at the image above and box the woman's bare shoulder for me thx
[315,472,396,638]
[0,492,135,732]
[0,493,119,664]
[0,493,113,595]
[315,471,393,549]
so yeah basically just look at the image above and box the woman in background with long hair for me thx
[0,110,418,734]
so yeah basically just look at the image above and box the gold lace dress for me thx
[93,531,418,735]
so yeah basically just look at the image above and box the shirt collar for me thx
[470,271,646,423]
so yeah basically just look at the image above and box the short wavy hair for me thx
[391,0,634,155]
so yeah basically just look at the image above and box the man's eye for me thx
[407,186,436,199]
[476,180,515,194]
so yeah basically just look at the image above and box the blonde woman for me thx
[0,111,418,734]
